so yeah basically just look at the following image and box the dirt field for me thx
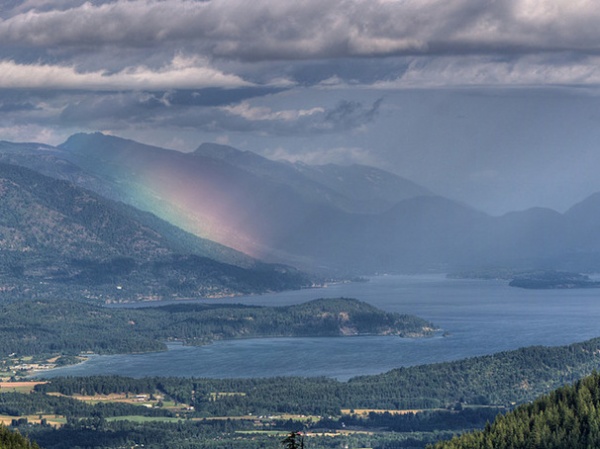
[0,381,47,393]
[340,408,425,416]
[0,414,66,427]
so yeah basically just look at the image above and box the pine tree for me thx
[282,431,305,449]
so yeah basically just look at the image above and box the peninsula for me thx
[0,298,436,362]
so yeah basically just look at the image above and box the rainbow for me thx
[98,150,265,258]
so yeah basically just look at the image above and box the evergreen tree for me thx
[282,431,305,449]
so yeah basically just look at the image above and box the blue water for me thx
[38,275,600,380]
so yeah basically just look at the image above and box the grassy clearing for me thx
[0,414,66,427]
[198,413,320,422]
[0,381,47,394]
[236,430,288,436]
[341,408,427,416]
[336,430,375,435]
[105,416,183,424]
[209,392,247,400]
[49,392,194,414]
[198,415,261,421]
[50,392,162,407]
[236,430,373,437]
[160,400,178,407]
[70,393,151,404]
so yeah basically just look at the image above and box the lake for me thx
[38,274,600,380]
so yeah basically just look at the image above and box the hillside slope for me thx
[0,163,311,302]
[432,372,600,449]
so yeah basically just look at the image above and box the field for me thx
[50,392,152,402]
[0,415,66,427]
[105,416,182,423]
[0,381,47,394]
[340,408,427,416]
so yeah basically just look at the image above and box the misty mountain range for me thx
[2,132,600,290]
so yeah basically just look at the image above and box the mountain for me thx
[6,134,477,272]
[0,140,126,203]
[0,137,468,272]
[57,133,470,271]
[432,372,600,449]
[564,192,600,253]
[194,142,432,213]
[291,160,433,213]
[58,133,324,263]
[0,139,262,268]
[476,207,568,269]
[6,132,600,274]
[0,162,311,302]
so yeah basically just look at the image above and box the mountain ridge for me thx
[56,133,444,269]
[5,132,600,273]
[0,162,311,302]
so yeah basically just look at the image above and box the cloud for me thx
[219,99,382,134]
[0,0,599,91]
[1,0,598,91]
[263,145,381,167]
[166,87,288,107]
[323,98,382,129]
[373,55,600,88]
[1,84,379,138]
[3,0,600,61]
[0,124,71,145]
[0,0,425,58]
[221,103,325,122]
[0,55,251,90]
[0,101,39,112]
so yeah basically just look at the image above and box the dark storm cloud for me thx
[3,0,600,61]
[247,59,411,88]
[0,101,39,112]
[323,99,382,130]
[1,0,599,92]
[14,86,378,137]
[217,98,383,135]
[166,87,287,107]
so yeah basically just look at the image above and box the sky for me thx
[1,0,600,214]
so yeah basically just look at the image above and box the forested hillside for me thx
[0,298,434,357]
[0,162,312,302]
[34,336,600,414]
[431,371,600,449]
[0,426,38,449]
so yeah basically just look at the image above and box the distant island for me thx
[508,271,600,289]
[0,298,437,364]
[449,269,600,290]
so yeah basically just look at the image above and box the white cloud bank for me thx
[264,145,380,167]
[0,56,250,90]
[374,55,600,88]
[221,102,325,122]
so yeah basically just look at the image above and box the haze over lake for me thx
[39,275,600,380]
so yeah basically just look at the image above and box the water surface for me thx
[40,275,600,380]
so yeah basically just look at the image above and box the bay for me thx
[39,275,600,380]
